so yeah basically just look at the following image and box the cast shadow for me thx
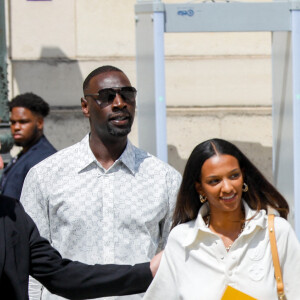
[168,141,273,183]
[13,47,83,107]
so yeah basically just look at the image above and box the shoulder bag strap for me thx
[268,214,285,300]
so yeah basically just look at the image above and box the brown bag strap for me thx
[268,214,285,300]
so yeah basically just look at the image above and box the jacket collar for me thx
[3,135,47,174]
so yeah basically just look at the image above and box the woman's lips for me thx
[220,194,236,202]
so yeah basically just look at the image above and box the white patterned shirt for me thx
[21,134,182,300]
[143,201,300,300]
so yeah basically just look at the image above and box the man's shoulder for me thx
[26,136,57,163]
[133,145,180,176]
[5,137,55,176]
[31,138,85,172]
[132,145,177,172]
[36,136,57,153]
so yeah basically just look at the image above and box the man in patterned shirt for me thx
[21,65,182,300]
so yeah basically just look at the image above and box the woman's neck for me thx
[206,205,245,251]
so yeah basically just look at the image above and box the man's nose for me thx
[112,93,127,109]
[13,122,20,130]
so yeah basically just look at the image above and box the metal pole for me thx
[0,0,9,123]
[135,0,168,161]
[292,9,300,238]
[153,10,167,161]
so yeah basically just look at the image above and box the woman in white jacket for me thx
[143,138,300,300]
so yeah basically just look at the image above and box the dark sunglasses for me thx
[84,86,137,106]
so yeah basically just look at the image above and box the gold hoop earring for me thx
[199,194,207,203]
[242,183,248,192]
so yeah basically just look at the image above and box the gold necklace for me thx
[205,215,245,252]
[225,224,245,251]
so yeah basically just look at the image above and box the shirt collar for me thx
[117,140,136,175]
[183,200,267,248]
[182,202,209,248]
[74,134,95,173]
[75,134,136,175]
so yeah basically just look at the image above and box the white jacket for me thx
[143,201,300,299]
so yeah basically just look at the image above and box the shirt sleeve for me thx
[158,169,182,251]
[21,167,50,299]
[21,167,50,241]
[276,217,300,299]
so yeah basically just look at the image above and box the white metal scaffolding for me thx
[135,0,300,237]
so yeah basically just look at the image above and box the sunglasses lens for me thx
[119,87,137,103]
[96,87,137,105]
[98,89,117,103]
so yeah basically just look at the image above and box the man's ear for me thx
[37,116,44,131]
[81,97,90,118]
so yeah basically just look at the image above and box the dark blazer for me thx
[0,135,56,199]
[0,195,152,299]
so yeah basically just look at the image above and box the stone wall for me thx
[6,0,274,181]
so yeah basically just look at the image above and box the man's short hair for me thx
[9,93,50,117]
[83,65,124,91]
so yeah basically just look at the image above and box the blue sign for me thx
[177,9,194,17]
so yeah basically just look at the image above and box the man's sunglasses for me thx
[84,86,137,106]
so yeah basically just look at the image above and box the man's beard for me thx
[106,120,133,137]
[14,127,40,148]
[14,141,24,147]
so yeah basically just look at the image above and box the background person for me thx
[0,93,56,199]
[143,138,300,300]
[0,194,161,299]
[21,65,181,300]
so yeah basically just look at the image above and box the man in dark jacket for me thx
[0,93,56,199]
[0,194,157,299]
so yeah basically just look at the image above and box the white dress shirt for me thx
[21,134,182,300]
[143,201,300,300]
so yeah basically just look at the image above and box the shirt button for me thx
[232,255,236,260]
[228,270,233,276]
